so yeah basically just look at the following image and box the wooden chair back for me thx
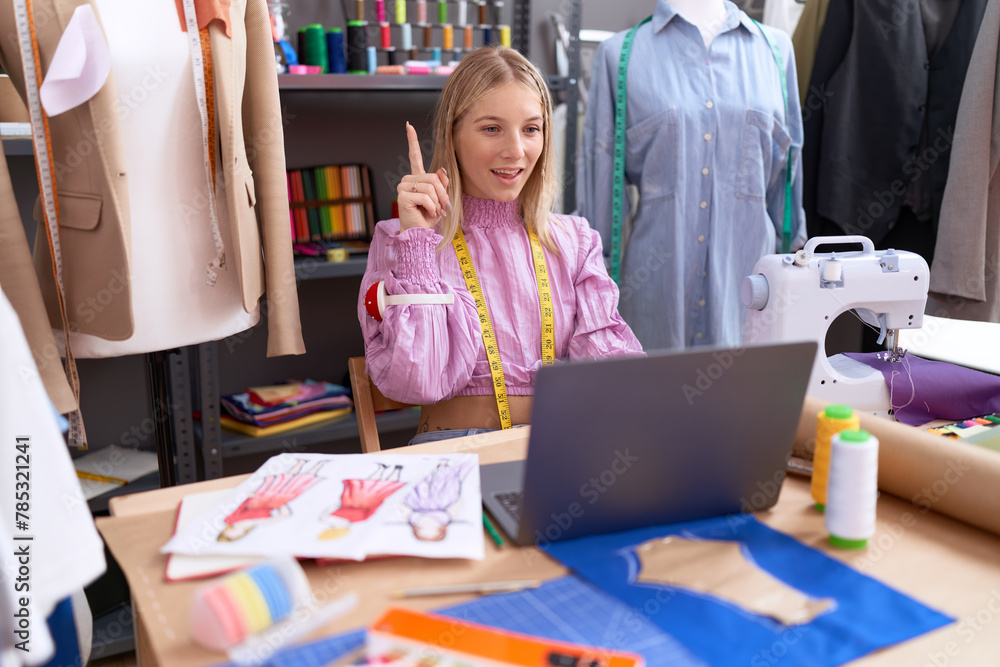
[348,356,414,453]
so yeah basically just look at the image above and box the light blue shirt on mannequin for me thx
[577,0,805,352]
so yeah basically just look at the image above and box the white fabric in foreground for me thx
[0,288,106,664]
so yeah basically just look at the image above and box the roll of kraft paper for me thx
[794,395,1000,537]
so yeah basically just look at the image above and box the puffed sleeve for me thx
[358,221,483,405]
[565,217,644,359]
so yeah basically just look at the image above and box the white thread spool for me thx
[825,429,879,549]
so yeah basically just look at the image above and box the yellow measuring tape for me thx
[452,225,554,429]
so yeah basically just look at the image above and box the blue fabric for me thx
[41,597,79,667]
[577,0,806,351]
[544,516,953,667]
[218,577,705,667]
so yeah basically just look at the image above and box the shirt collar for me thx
[651,1,754,36]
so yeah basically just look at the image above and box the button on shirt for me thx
[577,0,805,350]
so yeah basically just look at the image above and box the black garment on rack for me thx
[802,0,988,259]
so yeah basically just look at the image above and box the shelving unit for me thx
[1,137,31,155]
[295,255,369,280]
[277,73,568,91]
[152,0,586,481]
[217,408,421,458]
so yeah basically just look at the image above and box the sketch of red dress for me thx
[220,459,325,541]
[319,463,404,538]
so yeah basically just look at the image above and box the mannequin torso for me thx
[666,0,727,47]
[64,0,259,358]
[577,0,805,351]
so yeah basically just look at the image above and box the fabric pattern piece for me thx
[634,536,834,625]
[544,515,952,667]
[844,352,1000,426]
[577,0,805,351]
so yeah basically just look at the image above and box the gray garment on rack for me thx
[577,0,805,351]
[929,0,1000,323]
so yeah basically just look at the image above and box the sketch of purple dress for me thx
[404,459,476,541]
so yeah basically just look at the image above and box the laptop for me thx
[481,341,817,546]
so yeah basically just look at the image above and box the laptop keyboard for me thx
[492,490,524,522]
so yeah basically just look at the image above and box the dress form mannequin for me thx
[577,0,805,351]
[62,0,260,358]
[666,0,727,46]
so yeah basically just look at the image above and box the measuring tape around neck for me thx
[180,0,226,284]
[14,0,87,448]
[452,225,554,429]
[610,14,795,285]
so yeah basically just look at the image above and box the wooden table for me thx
[96,428,1000,666]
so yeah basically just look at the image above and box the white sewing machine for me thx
[741,236,930,417]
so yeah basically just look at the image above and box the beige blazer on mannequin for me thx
[0,0,305,411]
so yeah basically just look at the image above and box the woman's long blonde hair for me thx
[430,46,559,251]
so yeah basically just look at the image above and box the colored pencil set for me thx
[287,164,374,243]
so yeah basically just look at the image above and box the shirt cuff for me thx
[388,226,443,284]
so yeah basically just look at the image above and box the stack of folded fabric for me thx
[220,380,353,437]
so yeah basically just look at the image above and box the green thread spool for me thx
[303,24,328,73]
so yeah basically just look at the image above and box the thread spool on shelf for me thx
[327,28,347,73]
[812,404,859,512]
[303,23,328,72]
[347,20,368,74]
[826,429,879,549]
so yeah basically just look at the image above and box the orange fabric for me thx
[175,0,232,38]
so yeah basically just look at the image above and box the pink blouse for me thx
[359,195,643,405]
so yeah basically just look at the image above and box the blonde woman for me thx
[359,46,642,444]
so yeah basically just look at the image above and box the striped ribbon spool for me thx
[191,559,310,651]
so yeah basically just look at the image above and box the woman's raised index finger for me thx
[406,122,425,175]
